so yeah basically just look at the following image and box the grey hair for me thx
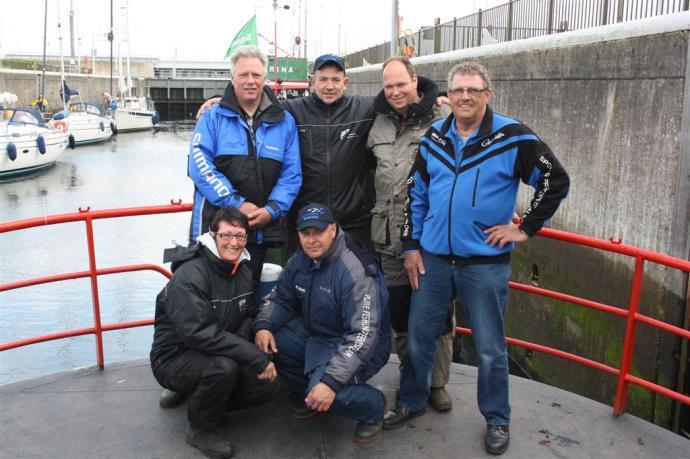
[230,45,268,70]
[447,61,492,90]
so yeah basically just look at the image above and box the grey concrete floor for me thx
[1,357,689,458]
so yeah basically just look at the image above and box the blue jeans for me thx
[273,317,384,424]
[399,251,511,425]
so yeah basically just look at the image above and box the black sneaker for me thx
[159,389,185,408]
[382,404,426,430]
[485,424,510,455]
[185,423,235,458]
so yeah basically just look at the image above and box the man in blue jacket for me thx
[254,203,391,443]
[383,62,570,455]
[188,45,301,282]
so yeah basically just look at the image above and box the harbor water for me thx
[0,127,195,384]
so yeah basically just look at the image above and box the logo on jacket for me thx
[430,132,447,147]
[192,133,231,198]
[340,128,358,140]
[295,284,306,294]
[238,298,248,312]
[481,131,505,148]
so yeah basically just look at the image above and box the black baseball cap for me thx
[296,203,335,230]
[314,53,345,71]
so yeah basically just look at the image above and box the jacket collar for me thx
[309,91,347,111]
[373,76,438,127]
[219,83,285,124]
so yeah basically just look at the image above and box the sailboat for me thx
[48,4,114,145]
[109,0,159,132]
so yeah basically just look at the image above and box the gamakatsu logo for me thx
[481,131,505,147]
[192,133,230,197]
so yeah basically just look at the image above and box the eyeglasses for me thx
[449,87,488,97]
[213,231,248,242]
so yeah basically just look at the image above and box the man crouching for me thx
[254,203,391,443]
[150,208,277,458]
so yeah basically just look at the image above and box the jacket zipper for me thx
[448,171,459,254]
[472,168,480,207]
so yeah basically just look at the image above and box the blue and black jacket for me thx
[255,228,391,392]
[188,84,302,245]
[402,107,569,263]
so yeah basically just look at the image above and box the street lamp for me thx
[273,1,290,95]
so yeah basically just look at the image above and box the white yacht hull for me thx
[112,108,154,132]
[0,126,69,178]
[51,113,113,145]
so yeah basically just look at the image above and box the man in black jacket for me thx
[151,208,278,459]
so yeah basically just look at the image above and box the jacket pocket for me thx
[370,209,390,246]
[471,168,480,207]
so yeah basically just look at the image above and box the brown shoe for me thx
[429,386,452,412]
[292,403,321,420]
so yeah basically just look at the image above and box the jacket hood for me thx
[197,232,251,269]
[374,75,438,125]
[219,83,285,124]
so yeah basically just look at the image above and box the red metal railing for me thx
[0,200,191,366]
[1,202,689,418]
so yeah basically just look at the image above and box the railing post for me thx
[453,17,457,50]
[434,18,441,54]
[84,214,105,369]
[477,9,483,47]
[601,0,609,26]
[547,0,555,34]
[418,29,422,56]
[613,255,645,416]
[507,0,513,41]
[617,0,625,22]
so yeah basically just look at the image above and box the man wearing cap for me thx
[188,45,302,283]
[198,53,376,249]
[254,203,391,443]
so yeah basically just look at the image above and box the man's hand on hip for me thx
[196,97,221,120]
[403,250,426,290]
[484,221,529,249]
[257,361,277,382]
[305,382,336,412]
[255,329,277,353]
[248,207,272,229]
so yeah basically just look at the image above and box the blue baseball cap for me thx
[296,203,335,230]
[314,53,345,71]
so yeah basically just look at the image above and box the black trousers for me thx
[152,350,277,431]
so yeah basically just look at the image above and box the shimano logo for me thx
[264,144,279,151]
[192,133,231,198]
[340,128,350,140]
[319,286,332,294]
[430,132,447,146]
[481,131,505,148]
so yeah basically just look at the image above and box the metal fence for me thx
[344,0,690,68]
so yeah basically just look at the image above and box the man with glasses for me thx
[151,208,278,458]
[254,203,391,443]
[384,62,570,455]
[188,45,301,283]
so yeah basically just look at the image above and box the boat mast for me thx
[58,0,67,110]
[109,0,113,96]
[39,0,48,112]
[125,0,132,97]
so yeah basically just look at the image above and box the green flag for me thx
[224,15,258,59]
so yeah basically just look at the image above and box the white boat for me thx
[111,96,159,132]
[1,108,71,179]
[50,101,115,145]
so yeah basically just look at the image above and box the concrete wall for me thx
[0,69,146,110]
[347,14,690,429]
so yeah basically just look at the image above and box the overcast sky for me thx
[1,0,505,62]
